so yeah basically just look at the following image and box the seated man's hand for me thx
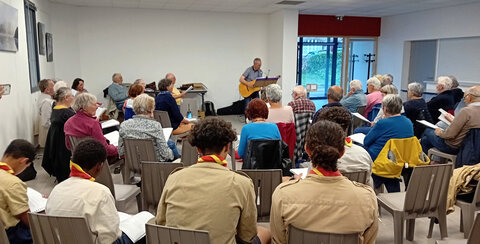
[434,128,444,136]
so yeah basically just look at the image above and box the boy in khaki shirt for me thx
[0,139,36,244]
[156,117,271,244]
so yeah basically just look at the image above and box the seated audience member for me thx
[238,98,282,158]
[382,74,394,87]
[119,94,179,161]
[108,73,129,110]
[421,86,480,155]
[53,80,68,94]
[364,77,383,117]
[37,78,55,148]
[312,85,343,123]
[270,121,378,244]
[133,78,146,90]
[287,85,315,113]
[427,76,456,123]
[364,95,413,192]
[450,75,464,105]
[156,117,270,244]
[316,107,373,184]
[123,84,144,120]
[1,139,36,244]
[155,78,193,135]
[165,73,186,106]
[64,93,118,158]
[71,78,87,95]
[404,82,433,138]
[46,139,135,244]
[265,84,294,123]
[340,80,367,113]
[42,87,76,182]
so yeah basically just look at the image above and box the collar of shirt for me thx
[158,91,170,95]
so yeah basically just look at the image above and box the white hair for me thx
[265,84,283,103]
[367,77,381,90]
[407,82,423,97]
[293,85,307,97]
[437,76,452,90]
[382,94,403,115]
[349,80,362,91]
[54,81,68,93]
[133,94,155,115]
[72,93,97,112]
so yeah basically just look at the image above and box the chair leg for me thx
[406,219,415,241]
[460,209,464,233]
[428,217,435,238]
[461,206,474,239]
[393,212,404,244]
[136,194,142,212]
[437,213,448,239]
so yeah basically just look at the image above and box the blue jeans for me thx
[113,232,134,244]
[421,128,459,155]
[167,139,181,159]
[372,174,401,193]
[6,221,32,244]
[243,91,259,111]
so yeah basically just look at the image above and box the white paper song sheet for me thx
[118,211,154,242]
[417,120,439,129]
[349,133,366,145]
[27,187,47,213]
[438,109,453,126]
[104,131,119,147]
[163,128,173,140]
[95,107,107,118]
[101,119,120,129]
[290,168,308,179]
[352,112,371,123]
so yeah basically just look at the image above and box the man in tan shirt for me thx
[156,117,270,244]
[0,139,36,243]
[165,73,186,106]
[421,86,480,154]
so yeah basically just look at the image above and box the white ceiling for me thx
[48,0,480,17]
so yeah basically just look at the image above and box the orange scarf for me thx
[69,161,95,181]
[197,155,227,167]
[310,167,342,177]
[0,162,14,175]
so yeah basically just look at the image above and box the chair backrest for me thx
[403,164,452,218]
[68,136,92,151]
[276,123,296,160]
[352,105,367,132]
[28,213,95,244]
[242,139,283,170]
[455,128,480,168]
[293,112,313,164]
[367,103,382,121]
[0,219,9,244]
[154,110,172,128]
[124,138,157,174]
[180,98,199,118]
[341,170,369,185]
[95,160,115,198]
[141,161,183,214]
[239,169,282,222]
[467,212,480,244]
[146,223,210,244]
[288,225,360,244]
[181,139,199,167]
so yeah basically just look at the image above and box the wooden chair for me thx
[123,138,157,184]
[456,181,480,238]
[239,169,282,222]
[140,161,183,214]
[95,160,141,211]
[436,212,480,244]
[341,170,369,185]
[288,225,360,244]
[68,136,92,151]
[377,164,453,244]
[0,219,9,244]
[146,223,210,244]
[292,112,313,166]
[428,148,457,164]
[28,213,95,244]
[154,110,172,128]
[181,139,198,167]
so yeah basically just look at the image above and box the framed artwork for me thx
[46,32,53,62]
[37,22,45,55]
[0,1,18,52]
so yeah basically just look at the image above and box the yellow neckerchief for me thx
[0,162,14,175]
[53,105,68,110]
[345,137,353,147]
[197,155,227,167]
[69,161,95,181]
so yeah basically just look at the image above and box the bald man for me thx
[312,85,344,123]
[165,73,186,106]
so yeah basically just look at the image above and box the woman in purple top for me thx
[64,93,118,158]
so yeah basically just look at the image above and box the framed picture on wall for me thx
[0,1,18,52]
[46,32,53,62]
[38,22,45,55]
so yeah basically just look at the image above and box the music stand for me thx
[253,77,278,88]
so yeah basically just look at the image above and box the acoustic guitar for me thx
[238,76,280,98]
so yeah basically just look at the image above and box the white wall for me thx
[0,0,55,153]
[377,2,480,89]
[52,6,271,109]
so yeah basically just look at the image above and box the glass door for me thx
[297,37,343,107]
[347,38,377,90]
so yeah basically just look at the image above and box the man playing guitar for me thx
[239,58,263,110]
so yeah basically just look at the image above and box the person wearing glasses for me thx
[421,86,480,155]
[0,139,36,243]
